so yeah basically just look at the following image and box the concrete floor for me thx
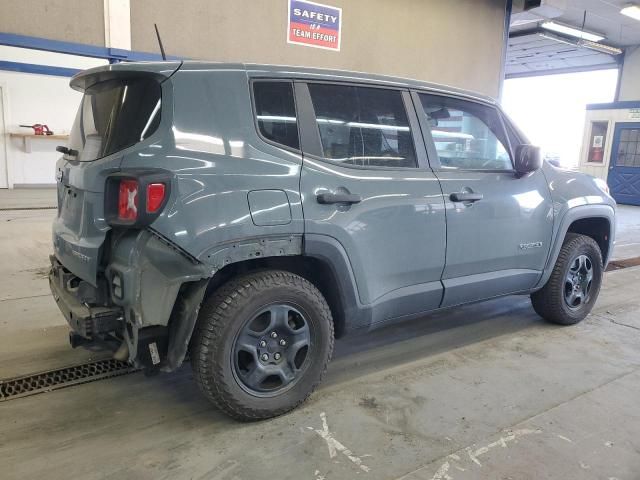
[0,187,57,210]
[613,205,640,261]
[1,191,640,479]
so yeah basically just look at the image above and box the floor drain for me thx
[606,256,640,272]
[0,359,138,401]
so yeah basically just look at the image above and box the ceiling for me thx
[506,0,640,78]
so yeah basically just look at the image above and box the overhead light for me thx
[621,4,640,21]
[538,31,623,56]
[579,40,623,55]
[541,21,605,42]
[511,18,540,27]
[538,31,579,47]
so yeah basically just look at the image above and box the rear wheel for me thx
[531,233,603,325]
[191,270,334,421]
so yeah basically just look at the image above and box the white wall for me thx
[0,48,107,187]
[1,71,81,185]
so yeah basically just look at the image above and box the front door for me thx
[414,92,553,307]
[296,82,447,324]
[607,123,640,206]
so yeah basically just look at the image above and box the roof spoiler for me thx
[70,61,182,92]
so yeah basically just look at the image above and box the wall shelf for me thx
[9,132,69,153]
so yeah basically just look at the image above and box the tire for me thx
[191,270,334,421]
[531,233,603,325]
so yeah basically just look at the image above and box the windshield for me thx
[66,77,162,161]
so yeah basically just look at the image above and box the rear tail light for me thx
[146,183,166,213]
[118,179,139,221]
[106,171,171,227]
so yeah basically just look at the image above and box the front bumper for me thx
[49,255,123,339]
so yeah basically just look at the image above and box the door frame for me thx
[291,78,447,319]
[0,82,10,188]
[607,122,640,206]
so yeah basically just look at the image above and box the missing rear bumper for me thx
[49,255,124,339]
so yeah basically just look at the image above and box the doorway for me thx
[608,123,640,206]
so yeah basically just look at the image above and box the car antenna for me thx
[154,23,167,61]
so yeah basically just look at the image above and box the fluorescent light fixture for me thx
[621,4,640,21]
[538,31,579,47]
[579,40,623,55]
[538,32,622,56]
[541,21,605,42]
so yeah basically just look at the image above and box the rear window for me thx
[307,83,417,168]
[67,77,162,161]
[253,81,300,150]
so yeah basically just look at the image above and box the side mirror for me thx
[515,144,542,176]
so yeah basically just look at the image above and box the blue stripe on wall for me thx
[587,101,640,110]
[0,61,80,77]
[0,32,182,62]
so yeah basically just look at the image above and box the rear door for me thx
[607,123,640,206]
[413,91,553,307]
[297,81,446,323]
[53,72,168,285]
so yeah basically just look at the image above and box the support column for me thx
[104,0,131,50]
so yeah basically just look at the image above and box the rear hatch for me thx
[53,62,180,286]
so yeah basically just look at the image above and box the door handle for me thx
[450,192,483,203]
[316,192,362,205]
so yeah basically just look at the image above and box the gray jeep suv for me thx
[49,61,616,420]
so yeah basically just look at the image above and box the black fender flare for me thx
[534,204,615,290]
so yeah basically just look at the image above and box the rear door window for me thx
[418,93,512,171]
[68,77,162,162]
[307,83,417,168]
[253,81,300,150]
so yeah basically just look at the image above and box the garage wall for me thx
[1,71,81,186]
[619,47,640,101]
[0,0,105,47]
[0,48,108,187]
[130,0,508,98]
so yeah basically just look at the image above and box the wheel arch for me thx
[200,255,357,338]
[566,217,612,263]
[535,204,615,290]
[163,234,363,372]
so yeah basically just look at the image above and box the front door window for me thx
[418,94,512,171]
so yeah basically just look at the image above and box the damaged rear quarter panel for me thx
[120,66,305,266]
[107,230,211,329]
[112,66,306,369]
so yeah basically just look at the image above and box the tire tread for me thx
[531,233,603,325]
[191,270,334,421]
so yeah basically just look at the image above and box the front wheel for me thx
[191,270,334,421]
[531,233,603,325]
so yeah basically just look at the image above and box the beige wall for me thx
[619,47,640,101]
[131,0,508,98]
[0,0,105,47]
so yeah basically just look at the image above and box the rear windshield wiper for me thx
[56,145,79,157]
